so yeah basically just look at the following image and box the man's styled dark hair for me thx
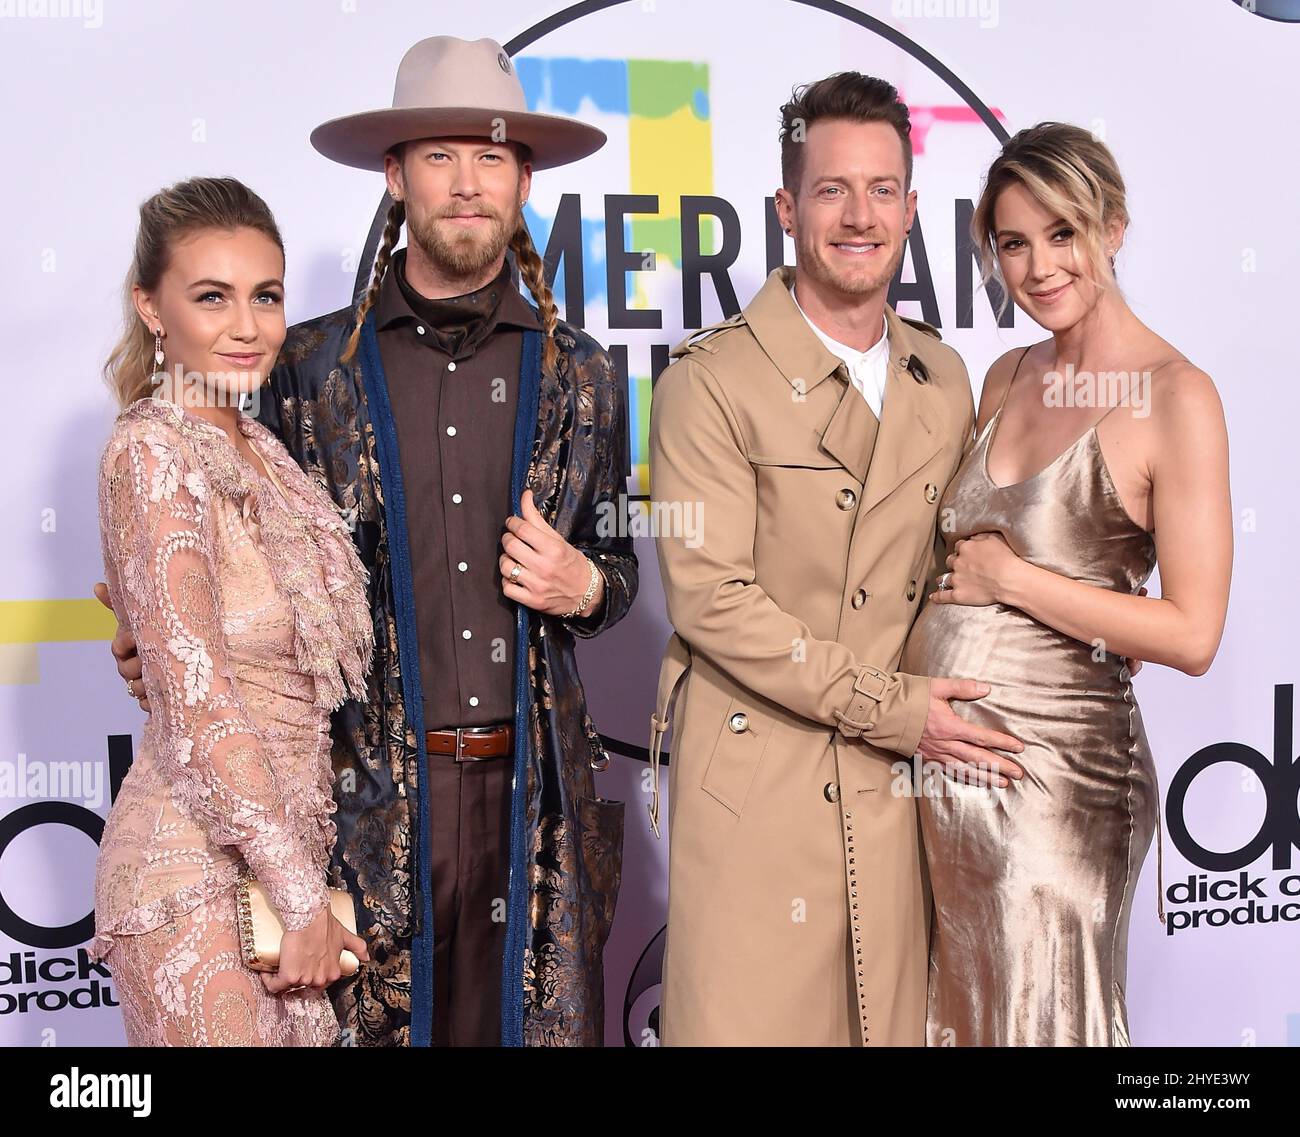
[778,72,913,194]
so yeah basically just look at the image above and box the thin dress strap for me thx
[981,345,1033,450]
[996,345,1034,417]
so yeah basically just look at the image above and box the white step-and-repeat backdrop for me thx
[1,0,1295,1046]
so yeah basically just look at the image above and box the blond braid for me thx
[340,199,405,367]
[509,221,559,375]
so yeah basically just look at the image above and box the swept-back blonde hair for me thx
[971,122,1129,317]
[103,176,284,408]
[340,141,559,374]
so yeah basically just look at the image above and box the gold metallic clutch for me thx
[235,868,361,976]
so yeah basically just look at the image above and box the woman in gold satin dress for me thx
[900,124,1231,1046]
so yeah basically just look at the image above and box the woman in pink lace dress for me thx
[92,177,373,1046]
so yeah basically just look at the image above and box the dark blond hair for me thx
[779,72,913,193]
[971,122,1130,316]
[104,177,284,407]
[340,142,559,374]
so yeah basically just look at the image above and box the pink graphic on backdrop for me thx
[904,98,1007,153]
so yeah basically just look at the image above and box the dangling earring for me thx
[151,327,166,394]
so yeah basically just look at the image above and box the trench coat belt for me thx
[648,633,693,839]
[425,723,514,761]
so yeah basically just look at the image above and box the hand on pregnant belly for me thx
[918,678,1026,789]
[929,537,1149,677]
[929,532,1017,607]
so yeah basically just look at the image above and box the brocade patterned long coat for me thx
[259,289,637,1047]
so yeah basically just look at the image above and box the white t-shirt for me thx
[789,282,890,419]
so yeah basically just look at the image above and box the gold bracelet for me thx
[560,557,601,620]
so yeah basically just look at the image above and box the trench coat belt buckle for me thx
[833,666,890,739]
[425,724,514,762]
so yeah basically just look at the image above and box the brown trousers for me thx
[425,749,513,1046]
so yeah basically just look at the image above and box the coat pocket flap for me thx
[701,699,777,818]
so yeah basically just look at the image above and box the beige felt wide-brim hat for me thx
[310,35,606,172]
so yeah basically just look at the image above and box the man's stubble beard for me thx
[795,227,904,300]
[406,202,521,281]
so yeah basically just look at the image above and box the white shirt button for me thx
[416,325,425,335]
[462,629,472,640]
[457,561,468,572]
[468,696,479,707]
[447,361,457,372]
[446,426,457,436]
[451,493,462,504]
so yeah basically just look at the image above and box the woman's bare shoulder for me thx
[1148,358,1225,440]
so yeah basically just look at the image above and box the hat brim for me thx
[310,107,607,172]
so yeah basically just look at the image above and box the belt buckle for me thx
[454,725,495,763]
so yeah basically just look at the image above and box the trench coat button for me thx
[823,781,840,803]
[906,579,917,601]
[728,712,749,733]
[851,588,867,609]
[925,482,939,503]
[836,488,857,510]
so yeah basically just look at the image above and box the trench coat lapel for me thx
[856,305,942,517]
[744,268,943,505]
[819,380,878,485]
[744,266,842,400]
[744,267,875,482]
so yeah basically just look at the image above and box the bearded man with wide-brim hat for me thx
[259,34,637,1047]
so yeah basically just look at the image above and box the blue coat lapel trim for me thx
[356,310,436,1048]
[500,327,542,1047]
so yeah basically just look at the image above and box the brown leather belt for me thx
[425,724,514,762]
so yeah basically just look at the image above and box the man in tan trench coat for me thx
[646,73,1024,1046]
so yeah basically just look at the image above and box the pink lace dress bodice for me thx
[90,396,373,1046]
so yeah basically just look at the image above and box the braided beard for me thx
[406,201,518,280]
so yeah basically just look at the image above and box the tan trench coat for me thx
[647,265,975,1046]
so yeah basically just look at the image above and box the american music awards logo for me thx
[357,0,1016,502]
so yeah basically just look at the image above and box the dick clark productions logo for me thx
[1163,685,1300,936]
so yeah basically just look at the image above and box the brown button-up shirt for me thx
[376,249,541,729]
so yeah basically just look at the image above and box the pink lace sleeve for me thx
[100,419,330,931]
